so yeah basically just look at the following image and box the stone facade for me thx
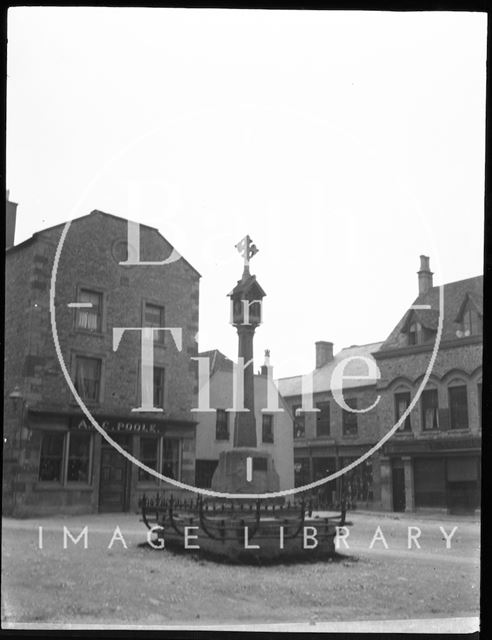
[277,259,483,514]
[375,266,482,514]
[4,210,200,516]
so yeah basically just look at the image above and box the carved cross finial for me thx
[235,235,258,270]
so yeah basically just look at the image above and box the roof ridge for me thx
[339,340,384,350]
[430,274,483,290]
[7,209,201,277]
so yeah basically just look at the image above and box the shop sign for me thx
[383,437,481,455]
[69,415,165,434]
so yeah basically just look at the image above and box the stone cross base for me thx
[211,449,280,494]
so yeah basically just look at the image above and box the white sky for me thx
[6,8,487,378]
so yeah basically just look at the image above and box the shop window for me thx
[421,389,439,431]
[316,401,330,437]
[262,414,274,443]
[448,385,469,430]
[340,457,374,504]
[394,391,412,431]
[294,458,310,487]
[153,367,165,409]
[39,431,93,484]
[342,398,358,436]
[75,356,101,403]
[66,432,91,482]
[144,303,165,344]
[162,438,180,479]
[293,405,305,439]
[312,457,336,480]
[38,432,64,482]
[136,437,182,483]
[138,436,159,481]
[76,289,102,332]
[446,456,480,513]
[414,457,446,507]
[215,409,229,440]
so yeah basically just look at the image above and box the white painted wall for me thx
[194,370,294,490]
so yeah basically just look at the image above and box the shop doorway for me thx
[99,434,131,512]
[195,459,218,488]
[392,462,406,512]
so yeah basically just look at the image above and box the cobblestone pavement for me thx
[1,510,480,630]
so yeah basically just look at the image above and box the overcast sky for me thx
[6,8,486,378]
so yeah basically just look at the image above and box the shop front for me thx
[381,437,481,514]
[12,410,197,517]
[293,443,378,509]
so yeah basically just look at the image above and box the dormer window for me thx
[462,306,481,336]
[455,295,483,337]
[408,321,420,345]
[402,310,437,346]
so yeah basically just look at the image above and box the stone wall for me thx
[4,211,200,516]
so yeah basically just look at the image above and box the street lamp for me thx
[8,386,29,448]
[6,386,26,516]
[9,386,23,411]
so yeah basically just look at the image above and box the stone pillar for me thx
[379,456,392,511]
[233,325,257,447]
[403,456,415,512]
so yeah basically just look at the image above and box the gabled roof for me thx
[228,272,266,298]
[401,307,439,332]
[454,291,483,323]
[380,275,483,350]
[276,341,384,398]
[6,209,201,277]
[197,349,293,415]
[198,349,234,376]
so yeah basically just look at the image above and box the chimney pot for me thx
[417,255,433,296]
[260,349,271,376]
[315,341,334,368]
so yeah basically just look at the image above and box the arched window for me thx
[447,379,469,430]
[421,387,439,431]
[394,390,412,431]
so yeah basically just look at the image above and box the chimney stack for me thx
[260,349,271,376]
[418,255,433,296]
[315,341,333,369]
[6,191,18,249]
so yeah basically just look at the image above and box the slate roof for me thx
[228,272,266,298]
[276,341,384,398]
[198,349,234,376]
[380,275,483,351]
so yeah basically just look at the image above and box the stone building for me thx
[4,205,200,516]
[375,256,482,514]
[193,350,295,491]
[277,341,383,509]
